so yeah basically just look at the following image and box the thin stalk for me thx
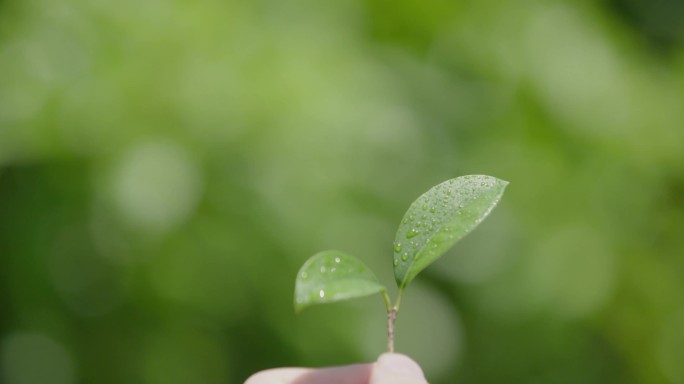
[394,286,405,311]
[385,287,406,353]
[381,290,392,313]
[387,306,397,353]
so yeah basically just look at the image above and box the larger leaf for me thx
[294,250,386,313]
[393,175,508,288]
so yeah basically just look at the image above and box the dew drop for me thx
[393,259,399,267]
[429,207,436,213]
[421,215,427,220]
[319,290,325,298]
[402,218,409,224]
[300,272,308,280]
[394,244,403,253]
[421,204,428,211]
[406,228,420,239]
[401,253,409,261]
[334,257,341,263]
[415,221,422,227]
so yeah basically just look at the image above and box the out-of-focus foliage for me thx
[1,0,683,383]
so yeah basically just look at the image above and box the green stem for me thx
[394,286,405,311]
[381,290,392,313]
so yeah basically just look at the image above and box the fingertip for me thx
[245,364,373,384]
[377,353,425,377]
[372,353,427,384]
[244,368,312,384]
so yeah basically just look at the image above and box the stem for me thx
[387,307,397,353]
[394,286,405,311]
[385,286,405,353]
[381,290,392,313]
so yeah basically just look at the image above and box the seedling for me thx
[294,175,508,352]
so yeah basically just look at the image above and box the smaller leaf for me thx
[294,250,386,313]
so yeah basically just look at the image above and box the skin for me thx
[244,353,429,384]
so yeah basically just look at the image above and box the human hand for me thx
[245,353,428,384]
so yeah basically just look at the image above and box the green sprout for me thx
[294,175,508,352]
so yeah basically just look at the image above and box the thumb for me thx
[370,353,428,384]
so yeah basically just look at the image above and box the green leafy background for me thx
[1,0,683,383]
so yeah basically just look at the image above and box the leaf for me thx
[393,175,508,289]
[294,250,386,313]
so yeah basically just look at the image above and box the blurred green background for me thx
[1,0,684,383]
